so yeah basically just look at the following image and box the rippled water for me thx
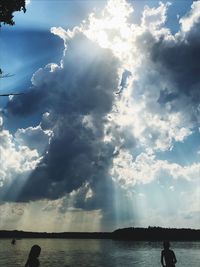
[0,239,199,267]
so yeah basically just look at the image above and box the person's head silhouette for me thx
[163,240,170,250]
[29,245,41,259]
[25,245,41,267]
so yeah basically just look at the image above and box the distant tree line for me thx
[0,230,111,239]
[0,227,200,241]
[113,227,200,241]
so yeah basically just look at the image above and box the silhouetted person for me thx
[161,241,177,267]
[11,238,16,245]
[25,245,41,267]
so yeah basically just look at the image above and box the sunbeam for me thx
[0,0,200,233]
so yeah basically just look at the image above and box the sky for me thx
[0,0,199,232]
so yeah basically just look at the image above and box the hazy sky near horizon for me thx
[0,0,200,232]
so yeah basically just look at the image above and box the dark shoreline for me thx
[1,227,200,241]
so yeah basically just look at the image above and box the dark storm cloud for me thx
[5,32,120,203]
[117,69,132,94]
[8,33,119,116]
[152,20,200,110]
[158,88,179,104]
[70,174,134,228]
[16,123,115,201]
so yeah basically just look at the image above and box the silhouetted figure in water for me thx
[161,241,177,267]
[25,245,41,267]
[11,238,16,245]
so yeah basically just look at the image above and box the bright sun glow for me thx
[1,0,199,232]
[83,0,136,70]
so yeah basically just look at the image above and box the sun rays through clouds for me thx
[0,0,200,231]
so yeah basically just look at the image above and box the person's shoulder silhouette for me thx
[161,241,177,267]
[25,245,41,267]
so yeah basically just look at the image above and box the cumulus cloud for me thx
[15,125,52,154]
[79,0,196,153]
[141,2,170,30]
[180,1,200,33]
[0,125,41,197]
[1,0,200,228]
[6,28,120,204]
[111,149,200,188]
[97,0,200,155]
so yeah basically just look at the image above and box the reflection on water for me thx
[0,239,200,267]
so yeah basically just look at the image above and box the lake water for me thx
[0,239,199,266]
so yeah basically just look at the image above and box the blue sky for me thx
[0,0,199,232]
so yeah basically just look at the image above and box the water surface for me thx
[0,239,199,266]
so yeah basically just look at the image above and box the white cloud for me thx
[26,0,31,5]
[82,0,134,69]
[70,0,195,155]
[141,2,170,30]
[2,0,200,229]
[0,116,3,127]
[15,125,52,154]
[0,122,41,189]
[8,0,200,194]
[180,1,200,33]
[111,149,200,188]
